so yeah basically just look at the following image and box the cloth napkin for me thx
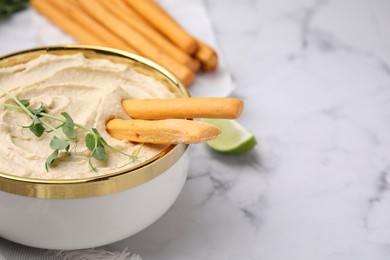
[0,0,234,259]
[0,237,141,260]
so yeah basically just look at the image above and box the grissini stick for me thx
[121,98,243,120]
[46,0,138,54]
[195,40,219,72]
[127,0,218,71]
[98,0,200,71]
[106,118,221,144]
[30,0,106,46]
[78,0,195,85]
[124,0,198,54]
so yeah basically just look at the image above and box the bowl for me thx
[0,45,190,250]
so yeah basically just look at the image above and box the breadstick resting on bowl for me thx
[106,97,244,144]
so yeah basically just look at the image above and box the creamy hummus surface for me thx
[0,53,177,179]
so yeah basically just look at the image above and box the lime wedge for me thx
[201,119,257,154]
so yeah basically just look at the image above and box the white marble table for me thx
[1,0,390,259]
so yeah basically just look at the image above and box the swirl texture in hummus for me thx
[0,53,177,179]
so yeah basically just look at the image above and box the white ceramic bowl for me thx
[0,46,190,250]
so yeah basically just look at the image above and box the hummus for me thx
[0,53,177,179]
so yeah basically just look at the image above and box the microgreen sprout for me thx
[1,86,138,172]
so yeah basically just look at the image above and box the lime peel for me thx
[201,119,257,154]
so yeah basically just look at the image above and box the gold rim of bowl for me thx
[0,45,190,199]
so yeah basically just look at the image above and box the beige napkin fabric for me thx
[0,237,141,260]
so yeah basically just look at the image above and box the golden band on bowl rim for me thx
[0,45,190,199]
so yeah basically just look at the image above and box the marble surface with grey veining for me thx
[1,0,390,259]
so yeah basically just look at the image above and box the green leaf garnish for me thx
[92,128,108,145]
[28,103,47,117]
[50,136,70,150]
[45,149,59,172]
[0,0,29,19]
[61,112,77,139]
[93,145,106,161]
[85,133,96,151]
[18,98,30,107]
[1,86,139,173]
[29,116,45,137]
[85,131,107,170]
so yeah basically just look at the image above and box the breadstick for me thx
[126,0,218,71]
[98,0,200,71]
[30,0,105,46]
[141,1,218,71]
[106,118,221,144]
[195,40,219,72]
[77,0,194,85]
[47,0,138,54]
[124,0,198,55]
[121,98,243,119]
[114,0,146,23]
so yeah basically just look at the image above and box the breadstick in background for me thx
[124,0,198,55]
[97,0,200,71]
[143,1,218,72]
[113,0,146,23]
[30,0,105,46]
[106,118,221,144]
[78,0,194,85]
[47,0,137,54]
[121,98,243,120]
[127,0,219,72]
[195,40,219,72]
